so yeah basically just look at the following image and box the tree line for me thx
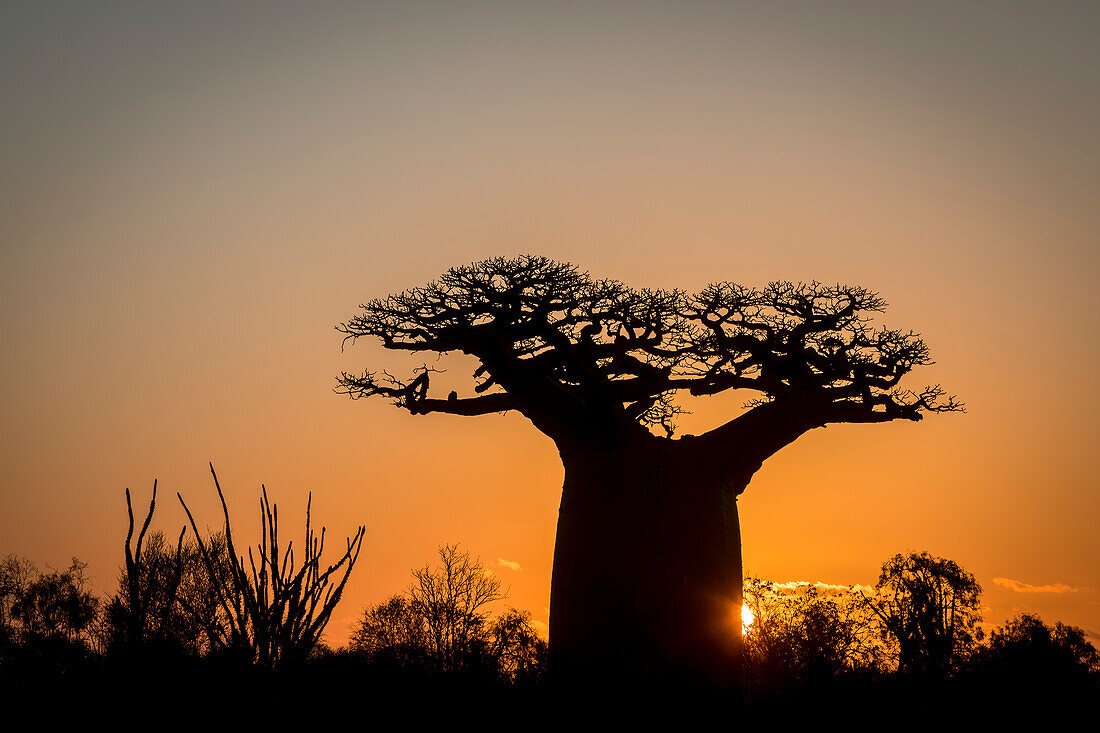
[0,467,546,699]
[0,470,1096,708]
[741,552,1098,707]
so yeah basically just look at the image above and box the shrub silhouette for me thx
[0,554,99,680]
[485,608,547,685]
[969,613,1099,699]
[3,481,1096,711]
[102,529,232,658]
[742,577,885,698]
[350,594,429,669]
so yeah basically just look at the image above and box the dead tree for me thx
[337,255,961,690]
[178,464,365,668]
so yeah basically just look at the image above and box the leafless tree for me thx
[352,545,545,681]
[337,255,961,689]
[409,543,505,672]
[178,464,365,668]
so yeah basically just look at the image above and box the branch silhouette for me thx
[177,463,364,668]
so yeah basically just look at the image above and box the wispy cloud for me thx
[992,577,1076,594]
[769,581,873,597]
[497,557,522,572]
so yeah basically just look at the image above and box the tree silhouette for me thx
[863,552,982,678]
[350,594,428,669]
[0,554,99,678]
[742,578,886,697]
[970,613,1099,698]
[408,544,505,673]
[102,482,232,658]
[351,545,546,683]
[104,482,188,655]
[337,256,961,689]
[177,464,365,668]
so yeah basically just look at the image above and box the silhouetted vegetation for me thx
[350,544,546,685]
[742,577,886,699]
[0,555,98,680]
[1,476,1096,715]
[337,256,963,689]
[967,613,1100,701]
[738,553,1097,712]
[176,465,365,668]
[100,482,230,658]
[864,551,983,678]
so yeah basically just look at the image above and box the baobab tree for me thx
[336,255,960,691]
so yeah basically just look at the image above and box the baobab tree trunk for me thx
[548,435,745,693]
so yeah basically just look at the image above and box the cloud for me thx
[992,577,1076,594]
[768,581,873,597]
[496,557,522,572]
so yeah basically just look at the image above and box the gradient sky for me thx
[2,1,1098,645]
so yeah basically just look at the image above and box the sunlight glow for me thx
[741,603,754,635]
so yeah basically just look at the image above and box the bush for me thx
[0,554,99,679]
[742,577,885,698]
[968,613,1099,699]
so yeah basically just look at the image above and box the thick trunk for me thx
[549,436,746,692]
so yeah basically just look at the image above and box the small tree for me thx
[0,555,35,652]
[485,608,548,684]
[0,556,98,646]
[863,552,982,678]
[178,464,365,668]
[409,543,505,672]
[103,521,232,658]
[352,544,546,682]
[350,594,427,668]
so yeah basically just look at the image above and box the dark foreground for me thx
[3,651,1096,726]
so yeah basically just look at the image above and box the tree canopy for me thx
[864,552,983,677]
[337,256,961,449]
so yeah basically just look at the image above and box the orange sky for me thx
[1,1,1097,645]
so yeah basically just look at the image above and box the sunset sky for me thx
[2,1,1097,645]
